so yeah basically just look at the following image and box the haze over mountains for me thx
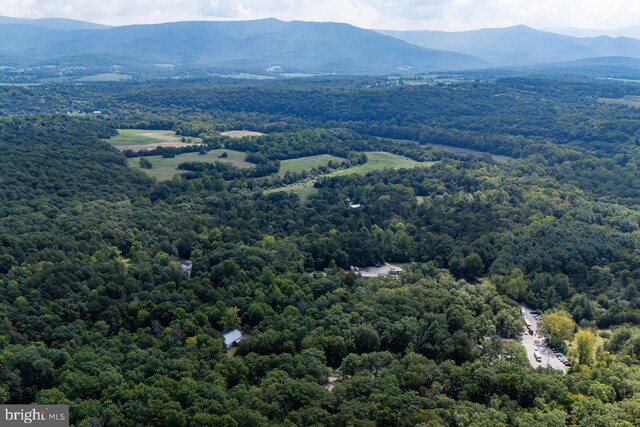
[0,15,109,30]
[548,26,640,40]
[380,25,640,67]
[0,18,485,74]
[2,15,640,76]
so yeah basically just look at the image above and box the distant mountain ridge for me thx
[0,15,109,30]
[379,25,640,66]
[547,26,640,40]
[0,18,486,74]
[4,16,640,76]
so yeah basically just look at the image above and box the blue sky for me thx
[1,0,639,31]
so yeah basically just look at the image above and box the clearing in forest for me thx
[221,130,265,138]
[130,149,253,181]
[107,129,203,151]
[326,152,434,177]
[278,154,344,177]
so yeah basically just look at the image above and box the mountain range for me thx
[0,15,109,30]
[379,25,640,67]
[2,16,640,76]
[547,26,640,40]
[0,18,485,74]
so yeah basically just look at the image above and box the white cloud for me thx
[1,0,640,31]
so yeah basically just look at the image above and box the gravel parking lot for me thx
[519,304,568,371]
[354,263,403,278]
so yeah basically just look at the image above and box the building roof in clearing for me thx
[223,329,243,347]
[180,260,193,272]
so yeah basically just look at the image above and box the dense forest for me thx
[1,77,640,426]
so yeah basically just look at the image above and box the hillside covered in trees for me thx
[1,77,640,426]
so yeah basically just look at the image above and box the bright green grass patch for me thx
[108,129,166,146]
[130,149,253,181]
[106,129,202,149]
[278,154,344,177]
[326,152,435,177]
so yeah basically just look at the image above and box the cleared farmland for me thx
[326,152,433,177]
[107,129,202,151]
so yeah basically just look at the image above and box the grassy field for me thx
[107,129,202,151]
[131,149,253,181]
[109,129,162,146]
[221,130,265,138]
[267,152,435,201]
[326,152,434,177]
[278,154,344,177]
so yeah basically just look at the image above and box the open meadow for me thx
[107,129,202,151]
[278,154,344,177]
[221,130,265,138]
[326,152,434,177]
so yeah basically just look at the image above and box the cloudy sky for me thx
[1,0,639,31]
